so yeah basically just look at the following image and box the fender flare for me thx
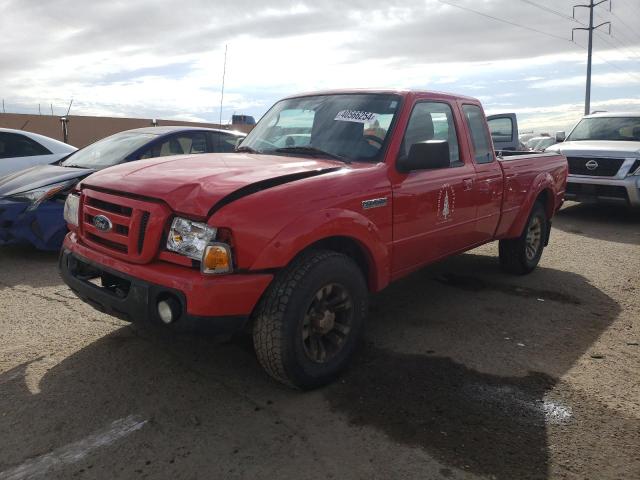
[505,171,555,238]
[250,208,391,291]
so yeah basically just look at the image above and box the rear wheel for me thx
[252,250,368,389]
[499,202,548,275]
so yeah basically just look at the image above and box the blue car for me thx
[0,126,245,250]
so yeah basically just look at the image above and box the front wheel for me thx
[252,250,368,389]
[499,202,548,275]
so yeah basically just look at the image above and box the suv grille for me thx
[80,189,170,264]
[567,157,625,177]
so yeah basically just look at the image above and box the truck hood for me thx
[547,140,640,157]
[81,153,345,217]
[0,164,94,197]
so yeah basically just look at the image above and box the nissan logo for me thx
[585,160,599,171]
[93,215,113,232]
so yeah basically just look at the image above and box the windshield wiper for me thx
[274,146,351,164]
[236,146,259,153]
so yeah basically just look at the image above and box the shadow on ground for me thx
[1,253,637,479]
[326,253,636,479]
[554,202,640,245]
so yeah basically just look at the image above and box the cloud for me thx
[531,72,640,89]
[1,0,639,124]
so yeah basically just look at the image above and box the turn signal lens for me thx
[202,243,233,274]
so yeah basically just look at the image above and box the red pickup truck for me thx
[59,89,567,388]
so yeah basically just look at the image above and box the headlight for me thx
[63,193,80,227]
[629,160,640,176]
[9,180,76,211]
[166,217,217,260]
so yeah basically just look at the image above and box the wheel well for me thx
[303,236,375,291]
[536,189,554,218]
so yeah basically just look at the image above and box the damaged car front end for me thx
[0,175,86,250]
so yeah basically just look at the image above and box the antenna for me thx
[219,44,228,127]
[65,99,73,116]
[50,104,54,116]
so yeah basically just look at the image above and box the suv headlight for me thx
[167,217,217,261]
[9,179,76,211]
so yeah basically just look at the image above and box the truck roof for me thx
[282,88,480,103]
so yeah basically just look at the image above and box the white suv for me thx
[547,112,640,207]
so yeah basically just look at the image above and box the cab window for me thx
[400,102,460,166]
[463,105,493,164]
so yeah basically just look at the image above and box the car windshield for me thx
[61,132,157,169]
[566,117,640,142]
[239,93,401,162]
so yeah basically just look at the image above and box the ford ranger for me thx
[59,89,568,389]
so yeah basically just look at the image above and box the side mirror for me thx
[555,131,566,143]
[398,140,450,173]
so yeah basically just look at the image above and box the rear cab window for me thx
[462,104,494,164]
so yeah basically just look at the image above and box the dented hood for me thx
[81,153,343,217]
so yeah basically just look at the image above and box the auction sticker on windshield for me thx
[334,110,379,123]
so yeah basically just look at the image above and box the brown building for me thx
[0,113,253,148]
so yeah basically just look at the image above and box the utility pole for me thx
[572,0,611,115]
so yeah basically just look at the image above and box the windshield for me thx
[567,117,640,142]
[61,132,157,169]
[240,93,401,162]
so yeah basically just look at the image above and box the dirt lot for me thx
[0,202,638,480]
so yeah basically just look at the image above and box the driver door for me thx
[391,100,478,277]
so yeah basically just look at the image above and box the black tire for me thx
[252,249,368,389]
[499,202,548,275]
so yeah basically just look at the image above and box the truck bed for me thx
[495,151,568,238]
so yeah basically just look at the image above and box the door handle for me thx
[463,178,474,191]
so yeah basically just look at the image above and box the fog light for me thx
[202,243,233,274]
[157,296,181,324]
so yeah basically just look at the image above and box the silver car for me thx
[0,128,77,177]
[547,112,640,207]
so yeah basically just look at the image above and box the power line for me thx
[435,1,640,100]
[596,30,640,66]
[617,0,640,18]
[519,0,584,24]
[609,7,640,43]
[436,0,573,42]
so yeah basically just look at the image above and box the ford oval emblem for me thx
[93,214,113,232]
[585,160,599,171]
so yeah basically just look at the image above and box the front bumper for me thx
[59,233,274,333]
[565,175,640,207]
[0,198,67,250]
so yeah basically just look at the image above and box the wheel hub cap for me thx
[302,283,353,364]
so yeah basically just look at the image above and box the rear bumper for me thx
[565,175,640,207]
[0,199,67,250]
[59,233,274,333]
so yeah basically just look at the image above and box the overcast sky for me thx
[2,0,639,132]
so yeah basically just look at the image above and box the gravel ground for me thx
[0,201,638,480]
